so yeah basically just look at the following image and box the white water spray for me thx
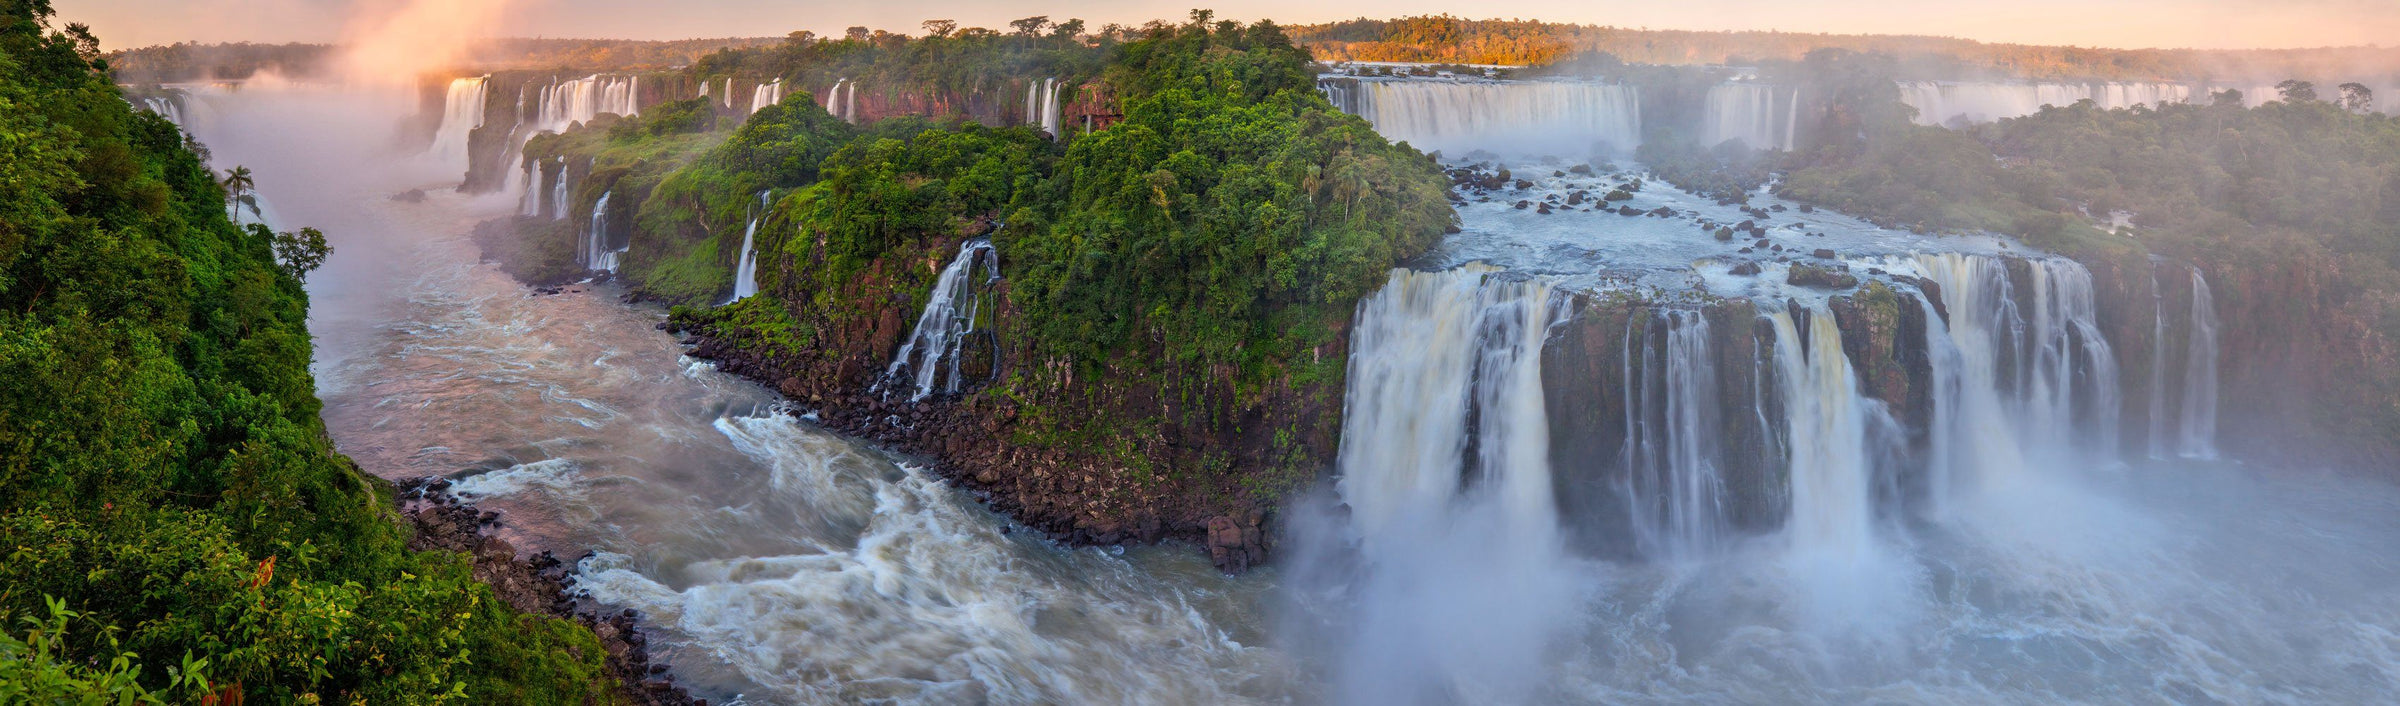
[2178,267,2221,459]
[882,240,997,401]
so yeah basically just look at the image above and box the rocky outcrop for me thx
[400,479,705,706]
[671,234,1319,573]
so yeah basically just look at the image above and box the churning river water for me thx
[184,82,2400,705]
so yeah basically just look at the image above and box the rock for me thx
[1604,189,1634,202]
[1812,248,1837,259]
[1536,203,1553,214]
[1730,261,1763,276]
[1787,262,1860,289]
[1714,227,1736,241]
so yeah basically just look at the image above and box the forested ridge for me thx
[0,3,621,701]
[496,13,1452,567]
[1290,14,2400,82]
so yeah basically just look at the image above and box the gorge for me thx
[22,5,2400,704]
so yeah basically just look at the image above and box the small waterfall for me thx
[135,96,185,126]
[1621,310,1730,559]
[517,159,538,216]
[1343,80,1641,156]
[1023,78,1063,136]
[730,191,769,301]
[429,76,488,173]
[2148,267,2172,459]
[2178,268,2221,459]
[585,190,619,272]
[1770,304,1883,558]
[825,79,858,124]
[548,157,571,221]
[749,79,785,114]
[1699,83,1802,151]
[882,240,998,401]
[1898,80,2195,126]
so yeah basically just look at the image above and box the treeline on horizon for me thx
[1288,15,2400,82]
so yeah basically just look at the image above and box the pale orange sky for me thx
[60,0,2400,52]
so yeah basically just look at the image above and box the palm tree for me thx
[221,166,259,225]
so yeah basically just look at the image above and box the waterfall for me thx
[535,74,640,129]
[2178,268,2221,459]
[1025,78,1063,136]
[749,79,785,114]
[1770,305,1884,558]
[1700,83,1802,151]
[1621,310,1730,559]
[1912,253,2124,502]
[731,191,769,301]
[548,157,570,221]
[1342,80,1641,156]
[517,160,538,216]
[825,79,859,124]
[429,76,487,173]
[1898,81,2195,126]
[2148,267,2172,459]
[882,240,998,401]
[585,190,619,272]
[136,96,185,126]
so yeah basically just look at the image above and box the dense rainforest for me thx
[491,12,1452,569]
[0,3,625,702]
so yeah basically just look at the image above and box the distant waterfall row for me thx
[1329,79,1643,156]
[1333,251,2197,564]
[1897,81,2194,126]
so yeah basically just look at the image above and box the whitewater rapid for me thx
[180,77,2400,706]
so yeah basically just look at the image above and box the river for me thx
[179,80,2400,705]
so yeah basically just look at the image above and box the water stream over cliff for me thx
[177,77,2400,705]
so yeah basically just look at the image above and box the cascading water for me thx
[730,191,769,301]
[428,76,487,173]
[1911,253,2122,480]
[1341,80,1641,156]
[2178,267,2220,459]
[548,157,570,221]
[2149,266,2172,459]
[1620,309,1730,559]
[1024,78,1063,136]
[1898,80,2194,126]
[748,79,785,114]
[135,95,186,126]
[1326,265,1571,704]
[821,79,862,124]
[1769,305,1883,559]
[1699,83,1802,151]
[880,239,997,401]
[584,190,618,272]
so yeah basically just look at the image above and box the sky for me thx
[59,0,2400,52]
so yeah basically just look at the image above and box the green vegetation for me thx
[1,4,612,701]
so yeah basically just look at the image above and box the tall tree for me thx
[220,165,258,225]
